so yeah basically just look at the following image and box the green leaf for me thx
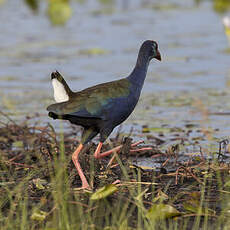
[148,127,171,133]
[78,48,109,56]
[183,202,199,213]
[213,0,230,13]
[91,184,118,200]
[224,180,230,188]
[33,178,47,190]
[152,190,169,203]
[98,0,114,5]
[146,204,181,221]
[24,0,39,12]
[12,141,23,148]
[47,1,72,26]
[183,201,215,215]
[31,210,48,221]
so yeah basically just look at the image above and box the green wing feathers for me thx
[47,78,131,118]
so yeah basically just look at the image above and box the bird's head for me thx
[140,40,161,62]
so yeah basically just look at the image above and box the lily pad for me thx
[78,48,109,56]
[47,1,72,26]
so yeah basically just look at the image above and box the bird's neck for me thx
[127,53,150,87]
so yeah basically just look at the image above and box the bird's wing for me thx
[47,78,131,119]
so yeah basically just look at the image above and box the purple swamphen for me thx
[47,40,161,189]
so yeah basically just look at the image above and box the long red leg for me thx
[94,141,153,169]
[72,144,90,189]
[94,142,122,159]
[94,141,153,159]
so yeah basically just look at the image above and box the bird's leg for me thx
[94,141,152,160]
[106,141,151,168]
[94,142,122,159]
[72,144,90,189]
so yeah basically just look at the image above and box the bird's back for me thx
[47,76,138,128]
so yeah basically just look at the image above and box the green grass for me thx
[0,120,230,229]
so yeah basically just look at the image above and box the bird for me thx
[223,16,230,42]
[47,40,161,189]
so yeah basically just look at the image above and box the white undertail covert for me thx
[52,78,69,103]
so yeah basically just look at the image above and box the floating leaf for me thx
[98,0,114,5]
[213,0,230,13]
[31,210,48,221]
[148,127,171,133]
[91,184,118,200]
[24,0,39,12]
[47,1,72,26]
[142,127,150,133]
[151,3,179,11]
[78,48,109,56]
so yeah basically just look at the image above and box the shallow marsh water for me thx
[0,0,230,158]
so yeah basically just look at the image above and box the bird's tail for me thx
[51,71,73,103]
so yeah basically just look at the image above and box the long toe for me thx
[130,147,152,152]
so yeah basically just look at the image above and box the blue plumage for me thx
[47,40,161,189]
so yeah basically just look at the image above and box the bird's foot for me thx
[94,142,122,159]
[130,147,153,152]
[74,183,92,191]
[112,179,121,185]
[105,140,153,168]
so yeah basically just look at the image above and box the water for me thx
[0,0,230,151]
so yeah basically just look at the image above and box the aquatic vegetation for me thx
[1,1,230,227]
[24,0,39,12]
[47,0,72,25]
[0,114,230,229]
[213,0,230,13]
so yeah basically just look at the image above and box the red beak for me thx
[155,49,161,61]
